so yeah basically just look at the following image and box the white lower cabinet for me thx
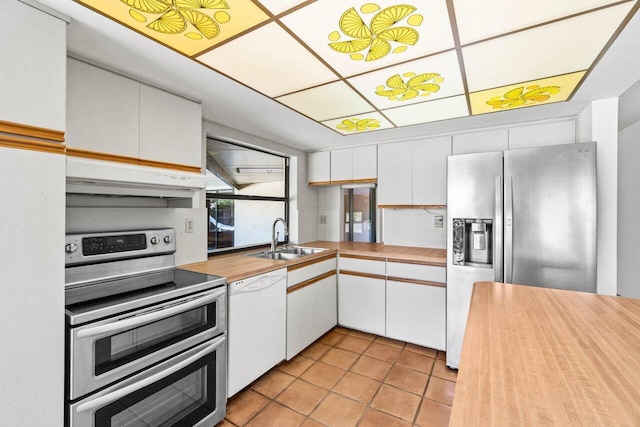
[386,280,446,350]
[338,272,386,336]
[287,274,337,359]
[286,256,337,359]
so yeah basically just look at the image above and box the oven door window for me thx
[95,303,216,376]
[95,351,217,427]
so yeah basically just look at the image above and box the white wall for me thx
[382,208,447,248]
[618,82,640,298]
[317,186,342,241]
[579,99,619,296]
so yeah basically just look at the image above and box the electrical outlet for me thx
[185,218,194,233]
[319,214,327,225]
[434,215,444,228]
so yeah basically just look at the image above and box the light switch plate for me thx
[319,214,327,225]
[185,218,194,233]
[434,215,444,228]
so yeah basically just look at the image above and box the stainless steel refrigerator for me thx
[446,142,597,369]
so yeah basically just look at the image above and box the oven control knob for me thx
[164,235,173,244]
[150,236,159,245]
[65,243,78,253]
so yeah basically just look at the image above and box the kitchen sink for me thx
[247,246,327,260]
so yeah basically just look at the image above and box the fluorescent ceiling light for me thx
[236,167,283,174]
[73,0,640,135]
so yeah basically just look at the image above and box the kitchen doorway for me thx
[343,185,376,242]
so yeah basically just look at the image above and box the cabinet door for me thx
[412,136,451,206]
[308,151,331,184]
[331,148,353,182]
[386,281,446,350]
[139,84,202,168]
[377,141,412,205]
[338,273,385,335]
[353,145,377,181]
[508,120,576,149]
[286,273,337,360]
[66,59,140,158]
[0,1,66,131]
[453,129,508,155]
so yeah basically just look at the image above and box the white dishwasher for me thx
[227,268,287,397]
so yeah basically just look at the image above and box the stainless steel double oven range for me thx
[65,229,227,427]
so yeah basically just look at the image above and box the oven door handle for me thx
[76,288,225,339]
[75,335,225,414]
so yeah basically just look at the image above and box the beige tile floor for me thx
[219,327,457,427]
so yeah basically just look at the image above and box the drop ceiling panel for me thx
[454,0,628,45]
[469,71,587,115]
[382,95,469,126]
[322,112,395,134]
[280,0,455,78]
[347,51,464,109]
[463,2,636,92]
[276,81,373,121]
[197,23,338,97]
[259,0,309,16]
[76,0,269,57]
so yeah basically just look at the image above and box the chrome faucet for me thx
[271,217,288,252]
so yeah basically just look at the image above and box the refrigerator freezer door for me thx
[504,142,596,292]
[446,151,502,369]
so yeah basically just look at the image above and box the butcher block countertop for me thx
[180,241,446,283]
[450,281,640,426]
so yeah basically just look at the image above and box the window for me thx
[206,139,288,254]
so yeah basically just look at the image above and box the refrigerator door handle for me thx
[494,176,503,282]
[505,176,514,283]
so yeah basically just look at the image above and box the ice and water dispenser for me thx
[452,218,493,268]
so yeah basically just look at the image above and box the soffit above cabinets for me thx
[73,0,639,136]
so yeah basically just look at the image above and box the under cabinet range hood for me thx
[66,157,205,208]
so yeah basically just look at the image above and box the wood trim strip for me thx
[386,257,446,267]
[0,134,65,155]
[287,270,336,294]
[308,181,332,186]
[287,253,336,272]
[139,159,201,174]
[378,204,447,209]
[0,120,65,142]
[339,270,386,281]
[339,253,386,262]
[330,178,377,185]
[387,276,446,288]
[67,148,201,173]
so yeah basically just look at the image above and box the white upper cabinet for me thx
[330,148,353,182]
[67,60,203,169]
[331,145,377,183]
[412,136,451,206]
[139,84,202,168]
[508,120,576,149]
[0,1,66,131]
[378,138,450,206]
[308,151,330,184]
[66,59,140,158]
[452,129,509,154]
[377,141,412,205]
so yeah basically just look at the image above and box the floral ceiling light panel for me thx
[75,0,639,135]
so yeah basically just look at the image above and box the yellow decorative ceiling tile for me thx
[453,0,627,44]
[469,71,586,115]
[276,81,374,122]
[281,0,454,78]
[74,0,269,57]
[463,2,635,92]
[382,95,469,126]
[197,23,338,97]
[322,112,394,135]
[347,51,464,109]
